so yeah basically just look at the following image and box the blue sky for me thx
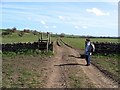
[1,2,118,37]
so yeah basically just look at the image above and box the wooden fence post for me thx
[49,33,51,44]
[41,33,43,42]
[46,32,49,52]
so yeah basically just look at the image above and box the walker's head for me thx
[86,38,90,42]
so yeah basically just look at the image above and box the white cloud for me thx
[74,26,79,29]
[86,8,110,16]
[24,27,29,29]
[28,17,32,20]
[44,25,49,29]
[53,25,57,28]
[82,26,87,29]
[1,0,119,2]
[58,15,71,22]
[41,20,46,25]
[74,25,88,30]
[58,16,65,21]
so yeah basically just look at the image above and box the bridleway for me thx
[44,39,118,88]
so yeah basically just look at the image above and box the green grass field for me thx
[1,29,118,45]
[92,54,119,80]
[2,32,56,44]
[61,37,118,49]
[2,33,38,43]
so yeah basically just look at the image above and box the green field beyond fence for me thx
[2,32,56,44]
[1,29,118,46]
[61,37,118,49]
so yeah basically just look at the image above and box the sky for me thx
[0,1,118,37]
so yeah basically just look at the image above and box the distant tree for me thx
[6,28,12,33]
[60,33,65,37]
[12,27,17,33]
[23,29,30,33]
[12,27,17,31]
[2,28,12,36]
[2,32,10,36]
[32,30,38,35]
[18,31,24,37]
[6,28,11,31]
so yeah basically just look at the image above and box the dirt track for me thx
[44,40,118,88]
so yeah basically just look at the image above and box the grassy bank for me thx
[91,54,119,82]
[2,50,53,88]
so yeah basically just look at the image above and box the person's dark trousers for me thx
[85,55,90,65]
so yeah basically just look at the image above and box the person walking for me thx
[85,38,91,66]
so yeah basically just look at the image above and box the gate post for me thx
[46,32,49,52]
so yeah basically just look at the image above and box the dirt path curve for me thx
[64,45,118,88]
[46,41,67,88]
[45,40,118,88]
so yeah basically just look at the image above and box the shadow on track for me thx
[68,54,85,59]
[54,63,86,66]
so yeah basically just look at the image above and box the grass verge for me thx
[2,49,53,58]
[91,54,119,83]
[2,50,53,88]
